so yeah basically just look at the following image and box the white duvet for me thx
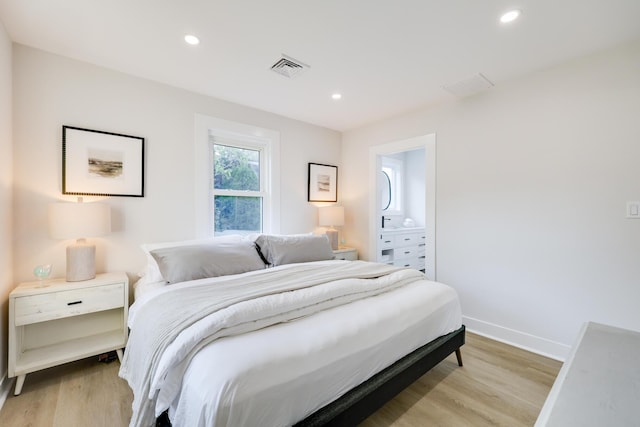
[121,260,461,427]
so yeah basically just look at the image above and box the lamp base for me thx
[66,242,96,282]
[325,229,339,251]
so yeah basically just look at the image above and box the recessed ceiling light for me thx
[332,93,342,100]
[184,34,200,45]
[500,10,521,24]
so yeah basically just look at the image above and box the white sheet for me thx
[171,273,459,426]
[127,260,461,427]
[133,275,166,301]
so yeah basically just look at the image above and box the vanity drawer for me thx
[394,245,420,260]
[379,234,395,249]
[395,233,419,247]
[14,283,124,326]
[395,257,425,270]
[394,260,411,268]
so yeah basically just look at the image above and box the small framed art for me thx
[308,162,338,202]
[62,126,145,197]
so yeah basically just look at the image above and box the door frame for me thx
[368,134,437,280]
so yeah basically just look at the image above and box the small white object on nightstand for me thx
[8,272,129,395]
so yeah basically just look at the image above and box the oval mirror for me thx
[380,170,391,211]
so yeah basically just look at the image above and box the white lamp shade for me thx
[49,202,111,239]
[318,206,344,227]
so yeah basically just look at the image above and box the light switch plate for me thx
[626,201,640,218]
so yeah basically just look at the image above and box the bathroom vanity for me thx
[377,227,426,271]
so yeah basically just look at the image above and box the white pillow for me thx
[255,234,334,267]
[150,241,266,284]
[140,235,244,282]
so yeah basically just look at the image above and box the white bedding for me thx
[124,260,461,427]
[133,276,166,301]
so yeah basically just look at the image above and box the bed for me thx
[120,234,464,427]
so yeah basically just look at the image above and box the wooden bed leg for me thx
[455,348,463,367]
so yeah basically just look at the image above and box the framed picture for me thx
[62,126,145,197]
[308,162,338,202]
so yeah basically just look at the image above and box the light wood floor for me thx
[360,333,561,427]
[0,333,561,427]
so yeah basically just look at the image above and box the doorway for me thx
[368,134,436,280]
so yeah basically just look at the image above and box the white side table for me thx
[8,272,129,395]
[333,246,358,261]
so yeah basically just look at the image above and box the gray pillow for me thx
[150,241,266,284]
[255,234,334,267]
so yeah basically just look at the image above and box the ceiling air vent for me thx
[270,54,310,79]
[442,73,494,98]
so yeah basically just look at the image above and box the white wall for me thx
[343,40,640,359]
[0,19,12,392]
[12,45,341,284]
[404,149,426,228]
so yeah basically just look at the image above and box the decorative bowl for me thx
[33,264,53,280]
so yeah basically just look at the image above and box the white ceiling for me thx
[1,0,640,131]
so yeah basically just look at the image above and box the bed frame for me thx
[295,325,465,426]
[156,325,465,427]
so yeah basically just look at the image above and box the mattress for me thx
[127,260,461,427]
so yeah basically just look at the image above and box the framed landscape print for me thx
[62,126,145,197]
[308,162,338,202]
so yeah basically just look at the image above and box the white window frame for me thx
[195,114,280,237]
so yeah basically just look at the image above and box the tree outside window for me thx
[213,143,263,235]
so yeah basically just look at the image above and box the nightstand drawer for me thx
[333,247,358,261]
[14,283,124,326]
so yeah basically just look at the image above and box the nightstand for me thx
[333,246,358,261]
[8,272,129,395]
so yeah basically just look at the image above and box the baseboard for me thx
[0,372,13,412]
[463,316,570,361]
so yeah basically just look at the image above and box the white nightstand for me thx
[333,246,358,261]
[8,272,129,395]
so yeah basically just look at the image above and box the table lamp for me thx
[49,199,111,281]
[319,206,344,250]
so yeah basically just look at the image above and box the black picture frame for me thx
[308,162,338,202]
[62,125,145,197]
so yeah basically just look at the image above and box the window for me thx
[195,114,280,237]
[212,140,264,235]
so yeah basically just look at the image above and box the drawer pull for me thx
[404,238,410,241]
[404,251,410,254]
[384,240,392,244]
[67,300,83,306]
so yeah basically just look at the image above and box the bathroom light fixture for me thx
[184,34,200,45]
[332,93,342,100]
[500,10,521,23]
